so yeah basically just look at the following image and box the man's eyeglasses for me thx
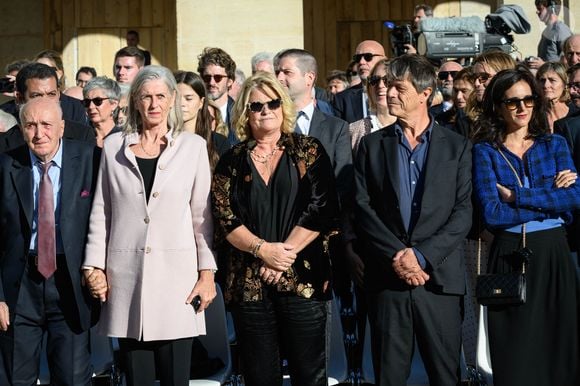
[352,53,382,62]
[82,97,111,108]
[247,99,282,113]
[438,71,458,80]
[501,95,536,111]
[474,72,492,83]
[567,82,580,90]
[202,74,228,83]
[368,75,389,87]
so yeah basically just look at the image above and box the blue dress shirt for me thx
[395,122,433,269]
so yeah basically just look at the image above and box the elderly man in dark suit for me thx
[0,63,95,153]
[333,40,386,123]
[0,98,99,385]
[355,55,472,386]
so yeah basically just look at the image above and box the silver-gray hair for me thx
[124,65,184,136]
[251,52,274,73]
[234,68,246,85]
[83,76,121,101]
[0,110,17,133]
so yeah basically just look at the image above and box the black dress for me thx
[249,152,296,243]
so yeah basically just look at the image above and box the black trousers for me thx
[367,285,463,386]
[118,337,193,386]
[231,290,327,386]
[1,256,91,386]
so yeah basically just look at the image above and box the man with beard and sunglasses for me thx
[429,61,463,119]
[0,63,94,153]
[198,47,239,145]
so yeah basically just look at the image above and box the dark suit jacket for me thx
[225,96,238,145]
[309,109,353,207]
[0,121,95,153]
[554,114,580,251]
[0,140,100,331]
[60,93,89,126]
[332,83,364,123]
[354,123,472,294]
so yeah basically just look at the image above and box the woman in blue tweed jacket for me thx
[472,68,579,386]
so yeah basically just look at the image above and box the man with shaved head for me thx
[333,40,386,123]
[0,98,99,384]
[564,34,580,66]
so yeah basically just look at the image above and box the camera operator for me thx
[527,0,572,69]
[405,4,433,55]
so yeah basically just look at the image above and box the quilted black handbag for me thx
[476,149,531,306]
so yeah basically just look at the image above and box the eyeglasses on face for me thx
[202,74,228,83]
[567,82,580,90]
[474,72,492,83]
[368,75,389,87]
[82,97,111,108]
[501,95,536,111]
[438,71,458,80]
[247,99,282,113]
[352,53,382,62]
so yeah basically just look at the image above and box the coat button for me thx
[144,216,150,224]
[152,192,159,198]
[145,247,151,254]
[158,164,165,170]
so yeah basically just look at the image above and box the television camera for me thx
[385,5,531,59]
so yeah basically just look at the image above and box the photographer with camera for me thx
[405,4,433,55]
[527,0,572,69]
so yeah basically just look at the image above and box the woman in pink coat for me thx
[83,65,217,386]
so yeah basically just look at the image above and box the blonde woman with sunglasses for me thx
[211,72,338,386]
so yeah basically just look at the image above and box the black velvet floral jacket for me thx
[211,133,339,304]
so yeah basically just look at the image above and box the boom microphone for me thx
[420,16,487,33]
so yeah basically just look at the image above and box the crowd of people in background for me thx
[0,2,579,386]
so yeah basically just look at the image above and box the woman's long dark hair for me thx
[174,70,219,170]
[471,67,550,146]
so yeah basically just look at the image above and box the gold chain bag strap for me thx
[475,149,531,306]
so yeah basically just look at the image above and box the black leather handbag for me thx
[476,149,531,306]
[476,246,530,305]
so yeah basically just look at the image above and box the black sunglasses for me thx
[567,82,580,90]
[368,75,389,87]
[82,97,111,108]
[501,95,536,111]
[202,74,228,83]
[438,71,458,80]
[247,99,282,113]
[352,53,382,62]
[474,72,492,83]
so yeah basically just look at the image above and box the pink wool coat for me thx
[84,130,217,341]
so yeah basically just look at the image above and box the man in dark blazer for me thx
[332,40,386,123]
[555,113,580,271]
[275,48,352,205]
[0,98,99,385]
[197,47,239,145]
[0,62,94,153]
[354,55,472,386]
